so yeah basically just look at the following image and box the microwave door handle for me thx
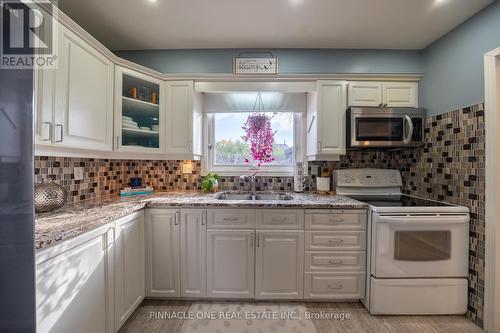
[403,115,414,144]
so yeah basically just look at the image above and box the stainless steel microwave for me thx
[346,107,425,148]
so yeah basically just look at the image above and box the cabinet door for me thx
[255,230,304,299]
[145,209,180,297]
[114,211,145,330]
[382,82,418,107]
[165,81,194,155]
[114,67,165,153]
[347,82,383,107]
[54,25,113,151]
[180,209,207,298]
[36,226,114,333]
[317,80,347,155]
[34,68,55,146]
[206,229,254,298]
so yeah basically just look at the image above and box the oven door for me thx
[371,214,469,278]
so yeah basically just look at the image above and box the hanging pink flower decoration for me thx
[242,113,276,165]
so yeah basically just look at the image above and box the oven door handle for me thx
[376,215,469,225]
[403,115,414,144]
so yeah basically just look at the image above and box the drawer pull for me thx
[223,217,238,221]
[328,239,344,244]
[271,217,287,222]
[328,284,344,290]
[329,218,344,223]
[328,260,344,265]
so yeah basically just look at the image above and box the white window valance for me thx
[204,92,306,113]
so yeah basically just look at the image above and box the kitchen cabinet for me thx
[53,24,114,151]
[114,211,145,330]
[179,209,207,298]
[348,81,418,108]
[114,66,165,153]
[206,229,255,298]
[306,80,347,160]
[35,24,114,151]
[255,230,304,299]
[145,209,180,297]
[165,81,202,158]
[36,223,114,333]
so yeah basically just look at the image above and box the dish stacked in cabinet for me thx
[304,209,367,299]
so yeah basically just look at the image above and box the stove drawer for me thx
[304,272,365,299]
[305,210,366,230]
[305,231,366,251]
[305,251,366,272]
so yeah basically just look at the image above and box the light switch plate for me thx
[182,162,193,174]
[74,167,84,180]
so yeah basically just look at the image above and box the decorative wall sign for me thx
[233,57,278,75]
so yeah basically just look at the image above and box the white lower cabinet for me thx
[145,209,181,297]
[180,209,207,298]
[206,229,255,299]
[36,224,114,333]
[255,230,304,299]
[114,211,145,330]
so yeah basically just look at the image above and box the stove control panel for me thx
[335,169,403,188]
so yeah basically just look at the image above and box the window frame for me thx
[202,112,304,176]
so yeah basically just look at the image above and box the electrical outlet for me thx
[74,167,84,180]
[310,165,320,176]
[182,162,193,174]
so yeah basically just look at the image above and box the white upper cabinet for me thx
[347,82,383,107]
[165,81,202,157]
[53,24,114,151]
[348,81,418,108]
[114,66,165,153]
[382,82,418,107]
[306,80,347,160]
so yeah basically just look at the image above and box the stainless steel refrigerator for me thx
[0,3,36,332]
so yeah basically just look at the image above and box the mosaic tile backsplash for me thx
[34,103,485,328]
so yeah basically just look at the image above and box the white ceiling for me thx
[57,0,494,50]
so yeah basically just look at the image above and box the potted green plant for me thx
[202,173,220,192]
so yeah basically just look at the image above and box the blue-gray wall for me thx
[421,1,500,116]
[115,49,423,75]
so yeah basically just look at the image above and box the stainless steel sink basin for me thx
[215,192,293,201]
[254,193,293,200]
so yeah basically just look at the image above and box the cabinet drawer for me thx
[207,209,255,229]
[305,210,366,230]
[305,231,366,251]
[304,272,365,299]
[305,251,366,272]
[255,209,304,229]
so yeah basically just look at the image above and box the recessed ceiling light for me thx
[289,0,303,5]
[147,0,158,3]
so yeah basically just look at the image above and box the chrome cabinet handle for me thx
[223,217,238,221]
[175,211,180,225]
[328,260,344,265]
[383,103,388,107]
[328,239,344,244]
[201,211,205,226]
[55,124,63,142]
[41,122,52,141]
[378,103,383,107]
[329,218,344,223]
[328,284,344,290]
[271,217,287,222]
[250,234,254,247]
[257,235,260,247]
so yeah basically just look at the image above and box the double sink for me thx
[215,192,293,201]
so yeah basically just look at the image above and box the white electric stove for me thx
[335,169,470,315]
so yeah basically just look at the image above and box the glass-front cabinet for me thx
[114,66,165,152]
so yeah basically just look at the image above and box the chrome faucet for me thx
[240,171,258,196]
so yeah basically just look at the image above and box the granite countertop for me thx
[35,191,366,251]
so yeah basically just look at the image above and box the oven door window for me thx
[394,231,451,261]
[355,117,403,141]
